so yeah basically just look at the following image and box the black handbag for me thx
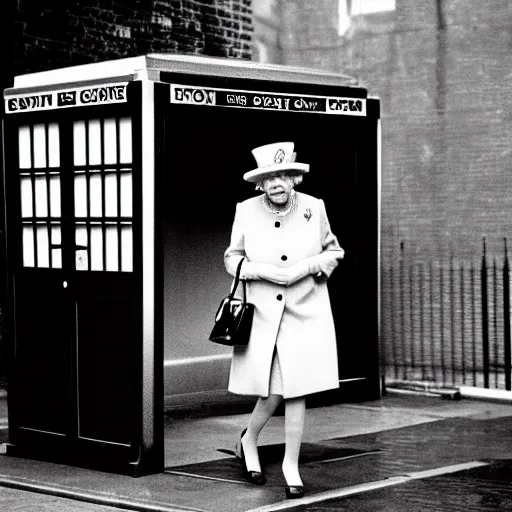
[209,258,255,346]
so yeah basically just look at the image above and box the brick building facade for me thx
[6,0,253,82]
[258,0,512,389]
[276,0,511,261]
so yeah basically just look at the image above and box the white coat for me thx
[224,191,344,399]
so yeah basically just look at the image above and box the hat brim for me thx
[243,163,310,183]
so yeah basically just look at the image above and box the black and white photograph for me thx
[0,1,511,511]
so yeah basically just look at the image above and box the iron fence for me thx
[381,238,512,391]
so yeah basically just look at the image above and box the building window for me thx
[340,0,396,18]
[339,0,395,34]
[253,40,269,64]
[348,0,396,16]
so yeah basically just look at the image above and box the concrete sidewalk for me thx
[0,393,511,511]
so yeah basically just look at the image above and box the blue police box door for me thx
[2,81,160,475]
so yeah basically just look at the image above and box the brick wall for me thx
[273,0,512,388]
[278,0,512,262]
[10,0,253,78]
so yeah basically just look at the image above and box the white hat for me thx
[243,142,310,183]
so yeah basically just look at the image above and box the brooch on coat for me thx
[304,208,312,222]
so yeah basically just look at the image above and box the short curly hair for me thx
[256,173,304,191]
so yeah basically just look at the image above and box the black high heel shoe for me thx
[285,485,305,499]
[238,428,266,485]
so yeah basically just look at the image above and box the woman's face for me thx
[261,172,295,206]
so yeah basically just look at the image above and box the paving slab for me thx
[277,461,512,512]
[0,395,511,512]
[0,486,131,512]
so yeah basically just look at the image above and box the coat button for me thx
[277,294,283,301]
[281,255,287,261]
[275,221,281,228]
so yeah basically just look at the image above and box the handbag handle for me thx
[229,257,247,303]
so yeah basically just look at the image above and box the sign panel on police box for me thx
[5,83,129,114]
[170,84,366,116]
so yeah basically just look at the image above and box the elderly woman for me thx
[224,142,344,499]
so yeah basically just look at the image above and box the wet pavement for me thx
[1,486,131,512]
[0,392,511,511]
[285,462,512,512]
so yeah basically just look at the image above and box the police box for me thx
[2,54,381,475]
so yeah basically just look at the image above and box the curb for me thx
[0,475,204,512]
[459,385,512,403]
[385,386,461,400]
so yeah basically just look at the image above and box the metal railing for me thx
[381,238,511,391]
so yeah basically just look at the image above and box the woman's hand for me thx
[264,262,314,286]
[308,253,340,278]
[243,260,326,286]
[261,265,293,286]
[317,258,338,277]
[242,262,290,285]
[287,260,311,286]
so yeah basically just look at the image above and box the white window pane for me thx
[50,223,62,269]
[37,225,49,268]
[33,124,47,168]
[119,117,132,163]
[18,126,32,169]
[90,225,103,271]
[338,0,351,35]
[88,119,102,166]
[351,0,395,15]
[105,225,119,271]
[105,173,118,217]
[104,118,117,165]
[22,226,35,267]
[75,226,88,271]
[75,225,88,247]
[120,172,132,217]
[48,123,60,168]
[76,250,88,271]
[74,121,86,166]
[89,173,103,217]
[34,176,48,217]
[20,177,33,218]
[52,249,62,269]
[121,225,133,272]
[74,174,87,217]
[49,175,61,217]
[51,225,61,245]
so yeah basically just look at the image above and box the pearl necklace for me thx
[262,190,297,216]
